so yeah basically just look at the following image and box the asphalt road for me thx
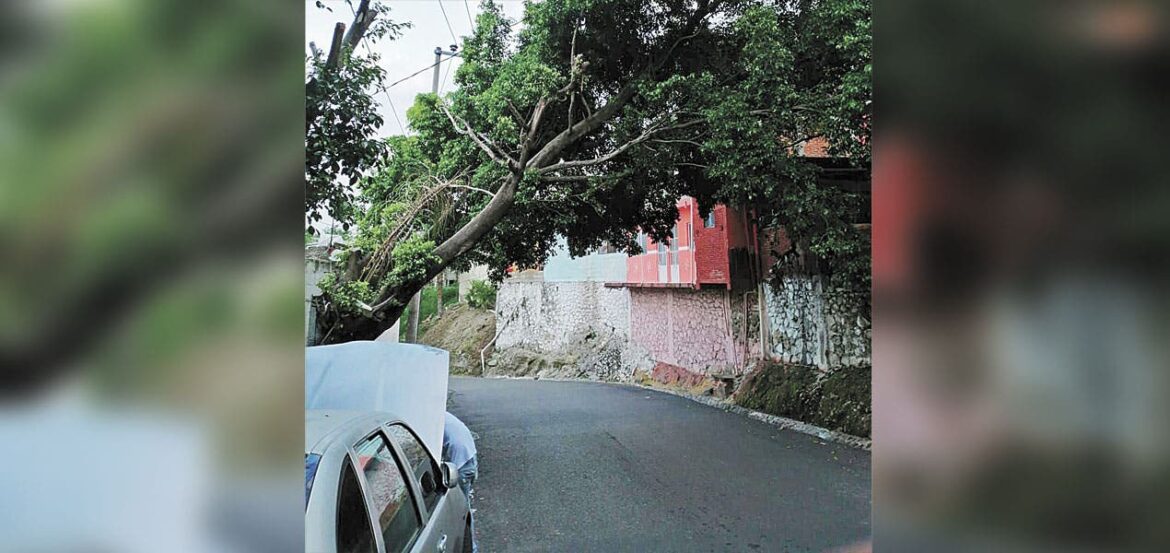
[447,377,871,553]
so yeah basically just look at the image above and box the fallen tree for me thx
[317,0,871,342]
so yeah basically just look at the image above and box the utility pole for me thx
[406,44,460,342]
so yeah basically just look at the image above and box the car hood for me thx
[306,341,450,460]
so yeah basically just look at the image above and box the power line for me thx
[387,59,445,89]
[463,0,475,27]
[347,2,406,135]
[380,86,406,136]
[439,56,454,93]
[437,0,460,45]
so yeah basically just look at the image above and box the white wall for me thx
[496,280,630,351]
[542,237,628,283]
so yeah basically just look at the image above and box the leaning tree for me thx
[305,0,408,234]
[317,0,871,342]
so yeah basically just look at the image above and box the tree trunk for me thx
[406,291,421,342]
[436,275,445,318]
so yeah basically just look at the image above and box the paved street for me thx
[448,377,871,552]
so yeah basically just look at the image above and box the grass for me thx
[400,284,460,340]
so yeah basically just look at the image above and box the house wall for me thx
[763,275,871,369]
[305,256,335,346]
[694,205,731,285]
[543,237,628,283]
[625,198,698,286]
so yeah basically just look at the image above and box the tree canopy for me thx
[316,0,871,341]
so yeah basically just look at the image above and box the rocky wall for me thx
[763,275,870,370]
[495,280,630,352]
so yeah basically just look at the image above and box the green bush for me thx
[467,280,497,310]
[398,284,460,340]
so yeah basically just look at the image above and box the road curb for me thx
[478,375,872,451]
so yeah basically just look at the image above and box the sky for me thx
[305,1,527,138]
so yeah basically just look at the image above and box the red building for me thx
[615,197,759,290]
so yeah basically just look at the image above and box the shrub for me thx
[467,280,497,310]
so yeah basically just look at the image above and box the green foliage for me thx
[386,236,440,294]
[735,362,871,437]
[334,0,871,331]
[466,280,497,310]
[689,0,872,292]
[317,273,374,315]
[304,3,409,233]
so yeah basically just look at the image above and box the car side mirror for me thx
[440,462,460,490]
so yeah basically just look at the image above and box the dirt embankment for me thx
[418,304,496,375]
[734,363,872,437]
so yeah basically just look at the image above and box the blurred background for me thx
[0,1,304,551]
[875,0,1170,551]
[5,0,1170,551]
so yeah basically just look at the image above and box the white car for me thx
[305,342,470,553]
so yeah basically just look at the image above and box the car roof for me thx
[306,341,450,460]
[305,409,398,455]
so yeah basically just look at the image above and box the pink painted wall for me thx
[625,197,698,286]
[629,287,751,375]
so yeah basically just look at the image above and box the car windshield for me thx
[305,453,321,509]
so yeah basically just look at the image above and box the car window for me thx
[306,453,321,509]
[336,459,376,553]
[354,433,421,552]
[387,424,442,514]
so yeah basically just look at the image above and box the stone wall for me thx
[305,254,336,346]
[763,275,870,370]
[494,272,869,380]
[629,288,755,376]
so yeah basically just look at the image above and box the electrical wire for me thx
[463,0,475,27]
[437,0,460,45]
[439,55,455,94]
[344,1,407,134]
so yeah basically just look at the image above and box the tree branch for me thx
[540,173,625,183]
[439,103,518,169]
[342,0,375,53]
[506,101,527,129]
[325,23,346,69]
[538,118,704,174]
[650,138,704,146]
[445,183,497,196]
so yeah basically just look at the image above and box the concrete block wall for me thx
[457,264,490,303]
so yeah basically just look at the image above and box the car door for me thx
[386,424,467,553]
[351,431,425,553]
